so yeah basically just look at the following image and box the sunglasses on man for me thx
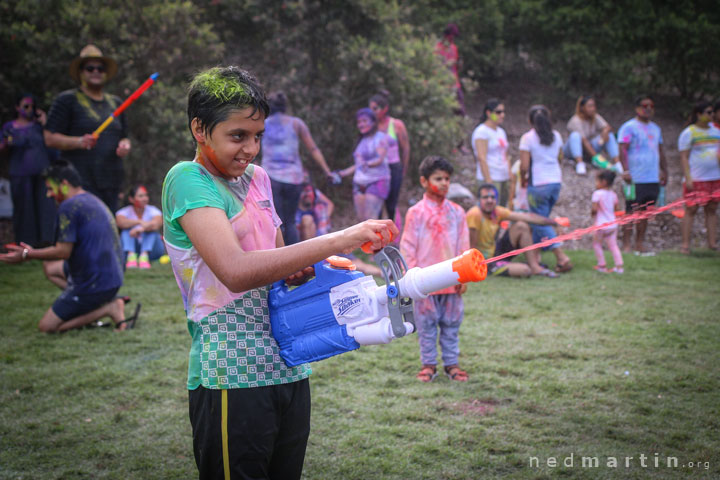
[84,64,106,73]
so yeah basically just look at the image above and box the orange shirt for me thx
[465,205,512,258]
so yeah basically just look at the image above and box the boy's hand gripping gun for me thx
[269,247,487,366]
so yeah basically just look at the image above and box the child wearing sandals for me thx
[400,156,470,382]
[592,169,624,273]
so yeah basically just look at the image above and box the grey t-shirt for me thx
[567,113,608,140]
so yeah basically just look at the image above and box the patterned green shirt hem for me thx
[187,287,311,390]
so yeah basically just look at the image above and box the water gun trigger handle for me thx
[361,230,394,254]
[375,246,415,338]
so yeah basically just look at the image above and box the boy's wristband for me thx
[22,248,29,260]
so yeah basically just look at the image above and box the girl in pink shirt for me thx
[591,170,623,273]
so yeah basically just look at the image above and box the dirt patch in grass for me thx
[451,398,506,416]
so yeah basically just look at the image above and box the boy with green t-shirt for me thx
[162,66,397,479]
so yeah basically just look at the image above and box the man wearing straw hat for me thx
[44,44,131,212]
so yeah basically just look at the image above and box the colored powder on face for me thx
[46,179,59,194]
[190,68,253,104]
[198,143,230,177]
[46,179,67,202]
[490,112,499,123]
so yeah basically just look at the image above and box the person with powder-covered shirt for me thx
[400,155,470,383]
[677,100,720,253]
[0,161,132,332]
[161,66,397,480]
[261,91,335,245]
[337,108,392,221]
[617,94,668,255]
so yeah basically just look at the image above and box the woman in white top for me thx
[678,100,720,253]
[519,105,572,273]
[115,185,164,269]
[471,98,511,206]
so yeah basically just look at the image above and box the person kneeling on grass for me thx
[0,160,139,332]
[162,66,397,480]
[400,155,470,383]
[115,184,165,269]
[466,183,563,278]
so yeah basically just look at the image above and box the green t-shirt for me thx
[162,161,311,389]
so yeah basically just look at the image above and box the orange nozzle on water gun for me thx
[554,217,570,227]
[451,248,487,283]
[397,248,487,300]
[361,230,395,254]
[615,210,626,217]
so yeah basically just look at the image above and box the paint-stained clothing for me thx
[352,131,391,186]
[401,193,468,368]
[592,188,618,231]
[677,124,720,182]
[415,293,464,366]
[471,123,509,182]
[434,41,460,88]
[57,192,124,294]
[2,121,51,176]
[261,113,305,185]
[45,89,128,194]
[1,120,56,246]
[400,194,470,295]
[381,118,401,165]
[162,161,311,390]
[617,118,663,184]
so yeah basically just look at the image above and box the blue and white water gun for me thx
[269,246,487,366]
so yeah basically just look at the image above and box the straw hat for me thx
[69,44,117,83]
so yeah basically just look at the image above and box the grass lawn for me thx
[1,250,718,479]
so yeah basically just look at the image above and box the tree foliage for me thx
[204,0,466,187]
[1,0,718,196]
[0,0,222,193]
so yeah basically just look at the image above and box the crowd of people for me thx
[1,34,719,480]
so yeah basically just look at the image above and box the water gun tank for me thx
[270,257,365,366]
